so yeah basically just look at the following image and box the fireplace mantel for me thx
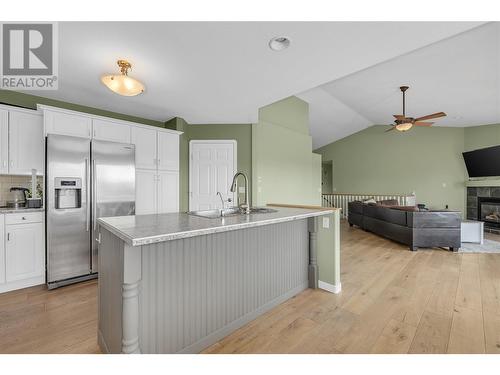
[466,179,500,187]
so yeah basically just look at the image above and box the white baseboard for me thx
[318,280,341,294]
[0,275,45,294]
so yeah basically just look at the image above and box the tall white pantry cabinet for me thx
[40,105,181,215]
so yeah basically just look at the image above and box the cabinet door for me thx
[130,126,157,170]
[135,169,158,215]
[157,132,179,171]
[44,110,92,138]
[158,171,179,213]
[5,222,44,282]
[0,215,5,284]
[93,119,131,143]
[8,111,44,175]
[0,109,8,174]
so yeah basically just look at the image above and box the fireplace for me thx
[478,197,500,229]
[467,187,500,233]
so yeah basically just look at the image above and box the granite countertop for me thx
[98,206,334,247]
[0,207,45,214]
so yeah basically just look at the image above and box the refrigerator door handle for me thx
[93,159,97,230]
[85,157,90,232]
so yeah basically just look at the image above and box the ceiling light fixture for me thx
[101,60,145,96]
[269,36,290,51]
[395,122,413,132]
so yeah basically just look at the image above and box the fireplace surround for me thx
[467,186,500,233]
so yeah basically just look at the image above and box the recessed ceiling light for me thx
[269,36,290,51]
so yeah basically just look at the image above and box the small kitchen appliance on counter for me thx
[8,187,29,209]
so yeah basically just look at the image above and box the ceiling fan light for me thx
[396,122,413,132]
[101,60,145,96]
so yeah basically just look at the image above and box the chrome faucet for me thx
[216,191,225,209]
[230,172,250,214]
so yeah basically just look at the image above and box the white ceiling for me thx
[18,21,483,128]
[300,22,500,149]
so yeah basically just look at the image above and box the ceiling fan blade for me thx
[385,126,396,132]
[414,112,446,122]
[393,115,405,119]
[413,122,434,127]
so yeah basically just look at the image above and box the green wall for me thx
[315,125,467,213]
[316,122,500,217]
[252,97,322,206]
[165,118,252,212]
[317,211,340,288]
[0,90,165,128]
[322,162,333,194]
[464,123,500,151]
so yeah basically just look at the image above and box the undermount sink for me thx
[187,206,277,219]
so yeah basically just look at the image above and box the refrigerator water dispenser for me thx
[54,177,82,209]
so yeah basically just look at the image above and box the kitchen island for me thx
[97,206,335,354]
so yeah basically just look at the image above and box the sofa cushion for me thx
[363,204,407,226]
[348,201,364,215]
[376,199,399,206]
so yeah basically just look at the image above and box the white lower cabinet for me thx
[0,215,5,284]
[135,169,179,215]
[0,212,45,293]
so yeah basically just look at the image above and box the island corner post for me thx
[97,209,332,354]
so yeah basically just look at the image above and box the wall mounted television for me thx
[463,145,500,178]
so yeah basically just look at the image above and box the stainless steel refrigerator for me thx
[46,134,135,289]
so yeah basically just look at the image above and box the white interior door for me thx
[189,141,236,211]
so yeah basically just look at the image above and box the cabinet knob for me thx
[22,217,26,220]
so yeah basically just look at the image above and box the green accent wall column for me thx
[252,96,322,206]
[317,211,341,291]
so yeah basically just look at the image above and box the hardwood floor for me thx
[1,221,499,354]
[204,222,500,354]
[0,279,100,354]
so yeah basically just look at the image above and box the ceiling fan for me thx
[386,86,446,132]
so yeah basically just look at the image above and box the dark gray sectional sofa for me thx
[348,201,461,251]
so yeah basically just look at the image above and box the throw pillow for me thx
[376,199,399,206]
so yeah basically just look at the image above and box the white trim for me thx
[188,140,238,211]
[0,275,45,294]
[37,104,183,135]
[318,280,341,294]
[0,103,42,116]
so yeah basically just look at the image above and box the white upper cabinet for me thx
[93,119,131,143]
[157,132,179,171]
[131,126,157,170]
[8,111,43,175]
[44,110,92,138]
[0,109,8,174]
[135,169,158,215]
[158,171,179,213]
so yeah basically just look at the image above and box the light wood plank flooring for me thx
[1,221,499,354]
